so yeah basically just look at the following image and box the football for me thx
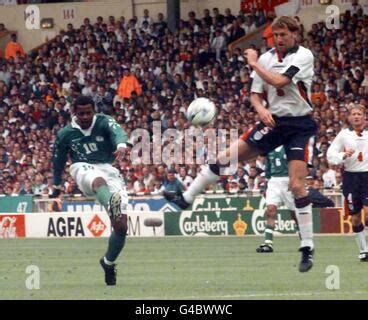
[186,97,217,127]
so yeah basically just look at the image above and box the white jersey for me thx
[251,45,314,117]
[327,127,368,172]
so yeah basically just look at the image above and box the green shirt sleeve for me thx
[104,116,128,149]
[52,131,68,186]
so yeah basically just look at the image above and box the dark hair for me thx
[74,95,94,108]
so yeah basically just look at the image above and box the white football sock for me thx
[183,166,219,203]
[296,204,314,250]
[354,229,367,253]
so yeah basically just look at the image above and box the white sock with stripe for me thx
[295,196,314,250]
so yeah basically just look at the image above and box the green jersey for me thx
[265,146,288,179]
[53,114,128,186]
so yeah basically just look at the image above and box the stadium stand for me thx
[0,8,367,197]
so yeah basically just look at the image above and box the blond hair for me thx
[272,16,300,33]
[347,103,366,114]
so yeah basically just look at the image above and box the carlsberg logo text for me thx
[251,210,297,235]
[180,212,228,236]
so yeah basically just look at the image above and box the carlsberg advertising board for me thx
[164,195,320,236]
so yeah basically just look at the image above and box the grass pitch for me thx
[0,235,367,300]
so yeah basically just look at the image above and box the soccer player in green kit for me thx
[52,95,129,286]
[256,145,298,253]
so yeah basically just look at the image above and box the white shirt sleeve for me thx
[250,70,264,93]
[250,54,267,94]
[327,132,346,165]
[283,48,314,84]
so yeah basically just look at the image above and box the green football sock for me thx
[105,231,126,263]
[265,224,274,245]
[96,185,111,211]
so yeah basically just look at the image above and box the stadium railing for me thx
[31,189,343,213]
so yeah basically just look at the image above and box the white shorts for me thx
[70,162,126,197]
[265,177,295,211]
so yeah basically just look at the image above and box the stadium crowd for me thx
[0,6,367,197]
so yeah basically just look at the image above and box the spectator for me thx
[262,17,274,49]
[163,169,184,194]
[202,9,212,27]
[238,178,247,192]
[154,13,167,36]
[322,163,337,189]
[224,8,236,24]
[0,23,7,34]
[139,9,153,29]
[228,20,245,43]
[311,83,327,105]
[149,178,165,195]
[211,29,227,61]
[243,17,257,34]
[31,174,46,196]
[116,68,142,102]
[212,8,225,26]
[334,171,343,191]
[5,34,26,60]
[228,179,239,193]
[349,0,363,15]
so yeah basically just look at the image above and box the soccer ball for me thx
[186,97,217,127]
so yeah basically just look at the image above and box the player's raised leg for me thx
[164,138,261,209]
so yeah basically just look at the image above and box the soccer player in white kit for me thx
[165,16,317,272]
[327,104,368,261]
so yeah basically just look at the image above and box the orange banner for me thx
[0,214,25,238]
[241,0,288,13]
